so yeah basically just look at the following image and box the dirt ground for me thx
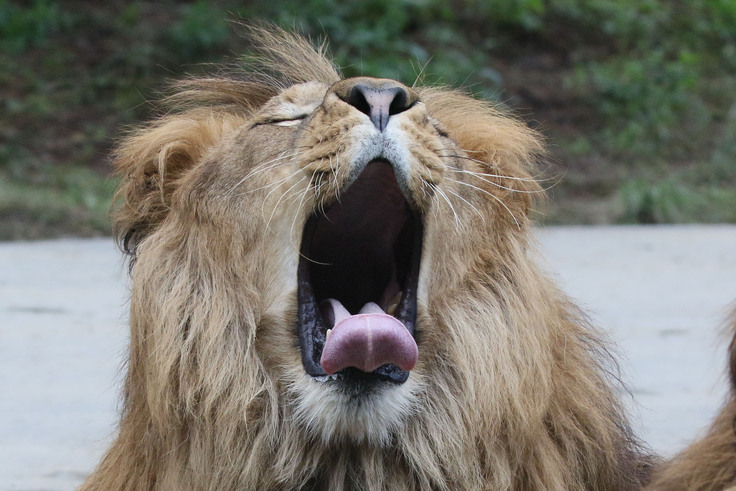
[1,225,735,490]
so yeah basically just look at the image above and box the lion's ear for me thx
[419,88,545,217]
[112,109,244,257]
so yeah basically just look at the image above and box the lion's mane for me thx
[646,310,736,490]
[82,27,656,490]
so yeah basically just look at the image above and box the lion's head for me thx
[83,27,650,490]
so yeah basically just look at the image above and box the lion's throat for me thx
[319,299,418,374]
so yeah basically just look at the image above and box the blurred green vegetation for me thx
[1,0,735,239]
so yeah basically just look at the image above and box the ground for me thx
[1,225,735,489]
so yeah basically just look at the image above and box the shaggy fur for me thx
[81,26,663,490]
[646,311,736,490]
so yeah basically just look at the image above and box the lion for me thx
[645,311,736,490]
[79,26,715,490]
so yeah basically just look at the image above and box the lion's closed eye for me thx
[256,110,311,127]
[272,116,307,126]
[253,80,327,128]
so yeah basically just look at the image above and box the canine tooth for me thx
[387,291,403,316]
[326,328,332,340]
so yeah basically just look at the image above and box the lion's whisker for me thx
[264,175,307,231]
[246,151,299,175]
[440,157,550,183]
[315,173,333,219]
[445,154,563,193]
[289,173,316,239]
[226,151,299,196]
[446,170,547,195]
[266,185,304,233]
[247,164,306,202]
[329,155,341,203]
[432,183,460,229]
[448,166,536,182]
[449,166,562,195]
[231,156,304,197]
[298,252,332,266]
[410,56,432,88]
[234,171,295,196]
[448,178,521,230]
[311,173,324,216]
[422,180,441,227]
[444,187,484,220]
[275,176,309,214]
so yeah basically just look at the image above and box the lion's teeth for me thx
[313,373,340,383]
[387,291,403,316]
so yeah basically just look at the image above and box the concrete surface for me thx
[1,225,735,489]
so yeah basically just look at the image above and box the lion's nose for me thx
[345,83,413,132]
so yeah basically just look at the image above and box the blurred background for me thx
[2,0,736,240]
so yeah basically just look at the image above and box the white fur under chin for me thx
[292,373,420,447]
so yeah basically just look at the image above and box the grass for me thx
[0,166,115,240]
[1,0,735,239]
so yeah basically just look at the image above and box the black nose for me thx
[347,84,412,132]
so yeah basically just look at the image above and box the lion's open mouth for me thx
[297,160,423,384]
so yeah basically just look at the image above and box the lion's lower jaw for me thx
[292,373,420,446]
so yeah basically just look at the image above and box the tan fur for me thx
[646,312,736,490]
[82,26,659,490]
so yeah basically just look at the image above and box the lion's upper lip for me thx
[297,160,423,383]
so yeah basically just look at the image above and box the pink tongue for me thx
[320,300,418,375]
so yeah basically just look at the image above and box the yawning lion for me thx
[81,26,733,490]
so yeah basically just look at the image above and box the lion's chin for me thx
[292,371,420,446]
[296,160,424,387]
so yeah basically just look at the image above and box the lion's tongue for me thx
[319,299,418,375]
